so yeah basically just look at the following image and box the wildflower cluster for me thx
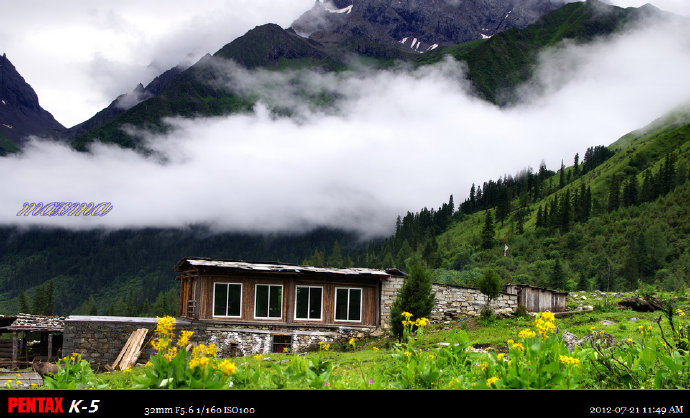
[134,316,235,389]
[535,311,556,338]
[559,355,580,366]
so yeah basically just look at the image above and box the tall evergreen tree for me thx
[481,210,495,250]
[18,289,30,314]
[607,176,621,212]
[389,263,435,340]
[550,259,566,291]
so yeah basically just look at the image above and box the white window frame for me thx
[212,282,242,318]
[254,284,283,319]
[294,285,323,321]
[334,287,362,323]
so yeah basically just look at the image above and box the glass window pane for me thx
[255,285,268,318]
[214,284,227,316]
[309,288,322,319]
[335,289,348,320]
[227,284,241,317]
[349,289,361,321]
[295,287,308,319]
[269,285,282,318]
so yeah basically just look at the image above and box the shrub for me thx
[390,263,435,340]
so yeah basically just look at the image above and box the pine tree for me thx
[623,175,638,207]
[328,241,343,267]
[607,176,621,212]
[573,153,580,177]
[559,160,566,189]
[390,262,435,340]
[481,210,495,249]
[550,259,566,291]
[18,290,30,314]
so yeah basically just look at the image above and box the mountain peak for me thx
[0,54,65,147]
[291,0,566,54]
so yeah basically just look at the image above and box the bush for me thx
[390,263,435,340]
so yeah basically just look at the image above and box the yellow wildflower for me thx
[497,353,505,361]
[372,346,379,351]
[487,376,498,386]
[638,325,645,334]
[676,309,685,317]
[415,317,429,327]
[559,355,580,366]
[253,354,264,361]
[218,359,236,376]
[189,356,210,370]
[348,338,355,346]
[402,311,413,319]
[518,329,536,339]
[511,342,525,352]
[177,330,194,348]
[404,351,412,358]
[163,346,178,361]
[145,361,153,367]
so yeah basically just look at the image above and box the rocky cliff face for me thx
[0,53,65,145]
[291,0,565,54]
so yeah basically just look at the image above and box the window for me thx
[213,283,242,317]
[254,284,283,319]
[272,335,292,353]
[295,286,323,320]
[334,287,362,322]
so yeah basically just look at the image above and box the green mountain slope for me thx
[364,105,690,293]
[71,24,346,151]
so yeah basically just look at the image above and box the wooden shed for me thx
[505,284,567,313]
[175,257,406,329]
[0,314,64,369]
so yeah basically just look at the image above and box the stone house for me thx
[63,257,521,367]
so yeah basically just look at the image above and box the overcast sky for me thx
[2,0,690,238]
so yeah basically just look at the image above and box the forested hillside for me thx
[357,107,690,293]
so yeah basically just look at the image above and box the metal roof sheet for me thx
[176,257,406,277]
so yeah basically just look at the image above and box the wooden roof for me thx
[175,257,406,279]
[0,313,64,333]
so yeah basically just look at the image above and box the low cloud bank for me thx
[2,15,689,238]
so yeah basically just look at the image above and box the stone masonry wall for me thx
[63,315,376,370]
[431,284,517,320]
[380,277,517,329]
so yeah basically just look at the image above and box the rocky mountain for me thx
[0,53,65,153]
[62,65,184,140]
[290,0,565,55]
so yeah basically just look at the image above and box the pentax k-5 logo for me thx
[8,397,100,414]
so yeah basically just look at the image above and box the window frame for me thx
[334,287,363,323]
[212,282,243,318]
[253,284,284,320]
[294,285,324,321]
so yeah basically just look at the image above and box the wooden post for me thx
[11,331,17,370]
[47,333,53,362]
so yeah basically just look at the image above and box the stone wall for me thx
[380,277,517,329]
[63,315,377,369]
[431,284,517,320]
[62,316,159,370]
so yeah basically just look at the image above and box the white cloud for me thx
[0,0,315,127]
[1,11,689,238]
